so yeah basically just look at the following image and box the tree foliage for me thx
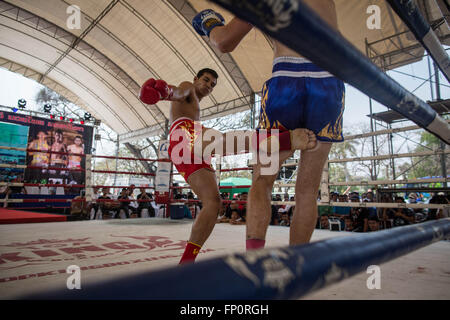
[407,131,448,179]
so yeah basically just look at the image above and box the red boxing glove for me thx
[139,78,173,104]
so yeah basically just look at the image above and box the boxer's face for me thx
[194,72,217,97]
[55,132,63,143]
[38,131,47,140]
[74,137,82,146]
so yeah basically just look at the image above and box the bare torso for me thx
[169,84,200,124]
[272,0,338,59]
[50,142,67,164]
[67,145,84,163]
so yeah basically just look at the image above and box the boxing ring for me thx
[1,0,449,300]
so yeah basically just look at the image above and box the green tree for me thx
[407,131,449,179]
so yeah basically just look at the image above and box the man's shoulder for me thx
[177,81,194,91]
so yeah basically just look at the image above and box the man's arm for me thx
[192,9,253,53]
[209,18,253,53]
[170,81,194,102]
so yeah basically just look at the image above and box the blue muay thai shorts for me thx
[258,56,345,142]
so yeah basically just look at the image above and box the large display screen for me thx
[0,111,94,188]
[0,121,29,183]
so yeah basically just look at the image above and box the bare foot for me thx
[256,129,317,153]
[290,128,317,150]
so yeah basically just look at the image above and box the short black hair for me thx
[197,68,218,79]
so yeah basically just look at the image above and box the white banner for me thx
[155,140,171,193]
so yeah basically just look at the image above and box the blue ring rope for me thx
[21,219,450,299]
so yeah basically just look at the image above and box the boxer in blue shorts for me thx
[259,56,345,142]
[193,0,343,248]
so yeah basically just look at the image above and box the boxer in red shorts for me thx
[140,68,316,264]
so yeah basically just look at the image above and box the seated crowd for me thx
[215,190,449,232]
[316,191,449,232]
[70,185,161,220]
[6,180,447,230]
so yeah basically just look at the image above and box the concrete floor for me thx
[0,218,448,299]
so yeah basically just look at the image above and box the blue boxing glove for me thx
[192,9,225,37]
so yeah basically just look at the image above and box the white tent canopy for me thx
[0,0,448,141]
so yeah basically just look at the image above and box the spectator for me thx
[351,203,369,233]
[270,202,280,226]
[229,210,245,225]
[361,192,367,201]
[94,187,112,219]
[344,216,354,231]
[114,188,130,219]
[239,192,248,217]
[279,212,290,226]
[319,215,330,230]
[330,192,338,203]
[366,191,375,202]
[127,186,138,217]
[380,193,395,229]
[392,196,415,227]
[430,193,450,219]
[367,216,380,232]
[137,187,155,218]
[227,199,238,216]
[88,187,100,220]
[128,184,136,197]
[408,192,426,221]
[334,193,351,217]
[288,196,295,215]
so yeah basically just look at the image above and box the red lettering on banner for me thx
[1,238,91,248]
[31,250,61,258]
[102,242,146,250]
[110,235,186,251]
[52,122,84,132]
[59,246,106,254]
[0,252,33,264]
[0,252,220,283]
